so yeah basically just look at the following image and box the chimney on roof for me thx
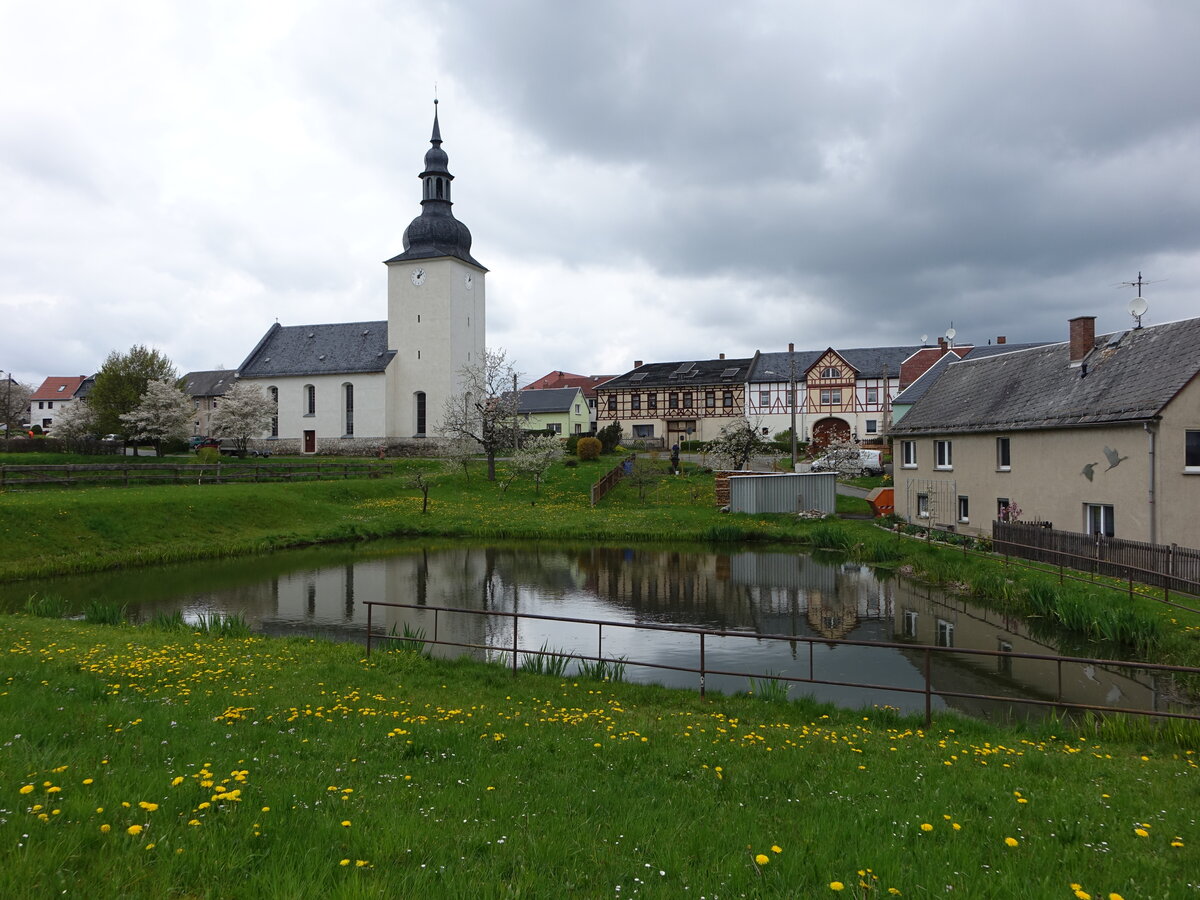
[719,353,725,360]
[634,360,642,368]
[996,336,1006,344]
[788,342,794,352]
[937,336,947,353]
[1069,316,1096,365]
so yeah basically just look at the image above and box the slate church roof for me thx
[891,316,1200,435]
[238,322,396,378]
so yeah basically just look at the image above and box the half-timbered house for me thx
[746,345,923,446]
[594,356,756,445]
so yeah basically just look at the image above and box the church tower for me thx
[385,101,487,439]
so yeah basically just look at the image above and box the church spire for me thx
[386,100,485,269]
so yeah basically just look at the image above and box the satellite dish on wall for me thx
[945,327,957,341]
[920,334,928,345]
[1129,295,1148,328]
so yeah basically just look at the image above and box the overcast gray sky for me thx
[3,0,1198,386]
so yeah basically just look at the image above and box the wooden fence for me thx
[993,521,1200,595]
[0,461,391,490]
[590,457,632,506]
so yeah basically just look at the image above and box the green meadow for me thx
[2,614,1196,898]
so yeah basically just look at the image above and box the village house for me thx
[889,314,1200,550]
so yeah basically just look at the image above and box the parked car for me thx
[810,448,884,476]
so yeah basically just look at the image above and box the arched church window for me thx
[415,391,427,436]
[344,383,354,437]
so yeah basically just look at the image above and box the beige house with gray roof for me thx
[890,315,1200,550]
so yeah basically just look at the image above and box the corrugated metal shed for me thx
[728,472,837,514]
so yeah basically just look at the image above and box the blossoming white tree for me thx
[209,381,274,456]
[119,379,192,456]
[49,398,97,441]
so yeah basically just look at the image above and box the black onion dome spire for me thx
[385,100,485,269]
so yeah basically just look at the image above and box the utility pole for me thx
[788,347,798,469]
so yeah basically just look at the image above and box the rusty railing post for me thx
[699,633,706,698]
[924,648,932,729]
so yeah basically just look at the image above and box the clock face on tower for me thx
[410,268,426,286]
[464,274,474,290]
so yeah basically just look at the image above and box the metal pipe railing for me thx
[363,600,1200,728]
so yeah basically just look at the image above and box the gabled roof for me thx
[238,322,396,378]
[182,369,238,398]
[891,317,1200,435]
[750,346,923,383]
[512,387,585,414]
[892,343,1048,408]
[523,371,616,398]
[30,376,88,400]
[599,357,756,391]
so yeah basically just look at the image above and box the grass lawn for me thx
[1,614,1196,898]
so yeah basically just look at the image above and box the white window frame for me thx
[1085,503,1115,538]
[866,387,878,405]
[901,440,917,468]
[957,495,969,523]
[996,436,1011,471]
[1186,429,1200,473]
[934,439,953,470]
[916,492,930,518]
[865,419,877,434]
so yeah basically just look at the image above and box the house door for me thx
[811,417,850,449]
[667,420,695,439]
[303,430,316,453]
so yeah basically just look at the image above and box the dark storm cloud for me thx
[441,0,1200,351]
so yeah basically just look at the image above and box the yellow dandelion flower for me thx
[355,860,369,867]
[920,823,933,832]
[1134,828,1149,838]
[1074,891,1091,900]
[127,824,143,836]
[771,845,782,854]
[341,820,351,827]
[262,806,270,812]
[100,824,111,833]
[188,819,201,826]
[18,785,34,794]
[138,802,159,811]
[1109,894,1125,900]
[339,859,350,867]
[1004,837,1019,847]
[755,853,769,865]
[82,778,94,785]
[830,883,845,892]
[171,776,185,787]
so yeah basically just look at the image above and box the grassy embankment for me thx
[3,453,1200,667]
[1,612,1197,898]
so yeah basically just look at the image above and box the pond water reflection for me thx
[3,540,1188,721]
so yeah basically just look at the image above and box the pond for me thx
[2,540,1188,722]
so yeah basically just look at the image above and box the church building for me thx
[236,102,486,453]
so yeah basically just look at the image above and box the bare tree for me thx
[440,348,521,482]
[119,379,192,456]
[209,381,274,456]
[707,418,775,471]
[441,435,478,483]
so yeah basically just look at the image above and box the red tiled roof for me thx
[30,376,88,400]
[522,371,616,399]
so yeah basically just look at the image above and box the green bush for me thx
[576,437,602,461]
[597,422,623,453]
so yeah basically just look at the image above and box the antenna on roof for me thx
[945,323,957,347]
[1116,271,1161,329]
